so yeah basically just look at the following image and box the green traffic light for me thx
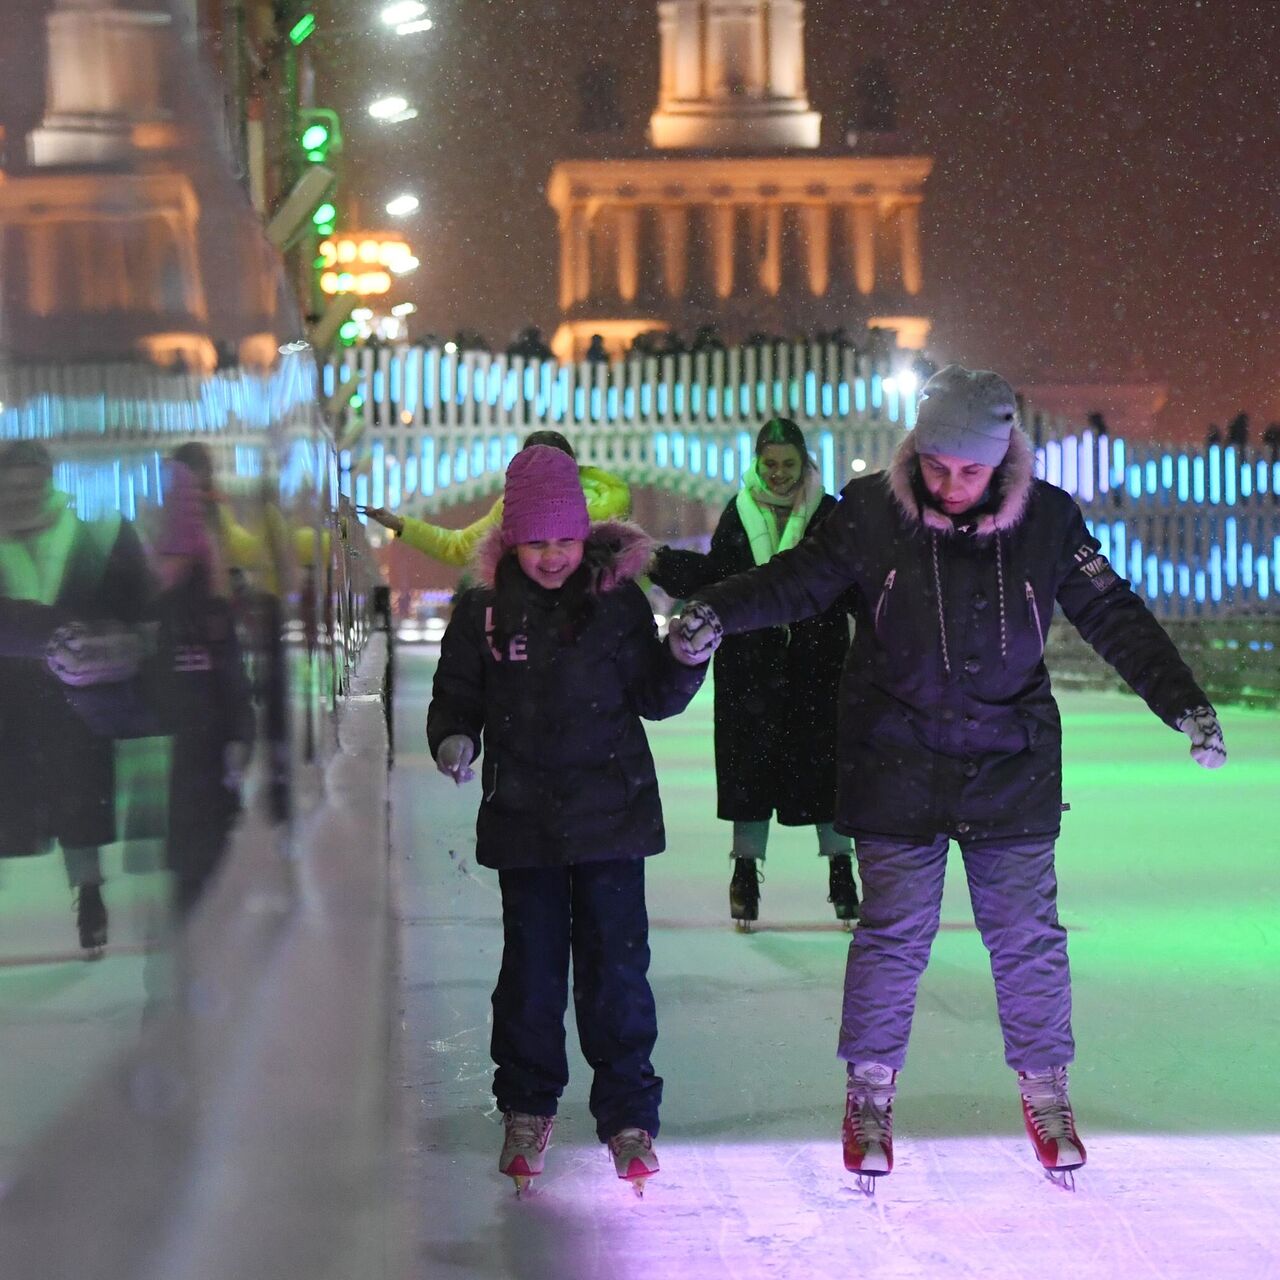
[288,13,316,45]
[301,124,330,152]
[339,322,360,346]
[312,202,338,227]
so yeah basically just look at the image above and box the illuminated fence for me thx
[2,345,1277,620]
[327,340,920,506]
[1034,429,1280,616]
[330,343,1279,618]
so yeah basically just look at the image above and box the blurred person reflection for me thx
[0,440,151,953]
[148,462,255,916]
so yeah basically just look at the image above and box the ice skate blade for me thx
[733,918,755,933]
[510,1174,535,1197]
[1043,1167,1077,1192]
[628,1177,648,1198]
[854,1171,884,1197]
[82,946,106,962]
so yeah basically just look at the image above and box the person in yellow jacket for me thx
[363,431,630,564]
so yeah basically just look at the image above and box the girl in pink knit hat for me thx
[427,444,706,1196]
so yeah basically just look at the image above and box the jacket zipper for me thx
[873,569,897,633]
[1024,580,1045,656]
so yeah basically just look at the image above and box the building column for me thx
[710,202,735,299]
[572,204,592,304]
[25,223,59,317]
[847,201,876,295]
[898,199,923,296]
[558,207,576,309]
[801,204,830,296]
[659,204,688,298]
[615,205,640,302]
[759,202,782,296]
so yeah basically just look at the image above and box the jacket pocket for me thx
[873,569,897,636]
[483,758,499,802]
[1024,580,1045,657]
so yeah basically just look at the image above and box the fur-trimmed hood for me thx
[886,426,1035,536]
[472,519,656,594]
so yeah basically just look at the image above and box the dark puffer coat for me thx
[693,430,1211,845]
[427,521,705,870]
[650,494,852,825]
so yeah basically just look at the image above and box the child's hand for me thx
[437,734,476,785]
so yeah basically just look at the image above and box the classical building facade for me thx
[548,0,932,360]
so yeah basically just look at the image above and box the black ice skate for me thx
[729,857,760,931]
[75,884,107,957]
[827,854,860,929]
[1018,1066,1086,1191]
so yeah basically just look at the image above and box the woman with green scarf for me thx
[649,418,858,929]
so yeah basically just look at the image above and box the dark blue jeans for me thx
[492,860,662,1141]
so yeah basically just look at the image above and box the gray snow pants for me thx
[837,835,1074,1073]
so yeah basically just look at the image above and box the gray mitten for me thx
[436,734,476,785]
[668,601,723,666]
[45,622,144,687]
[1176,706,1227,769]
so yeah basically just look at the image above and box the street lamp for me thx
[368,95,408,119]
[381,1,426,24]
[386,194,420,217]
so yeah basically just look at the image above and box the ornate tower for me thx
[649,0,821,150]
[549,0,932,361]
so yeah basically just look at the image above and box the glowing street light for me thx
[385,194,420,217]
[368,95,412,121]
[381,1,426,24]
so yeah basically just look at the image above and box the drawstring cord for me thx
[994,530,1008,666]
[929,532,951,677]
[930,528,1009,677]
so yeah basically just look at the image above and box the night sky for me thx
[324,0,1278,443]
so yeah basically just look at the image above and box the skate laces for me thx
[1019,1068,1074,1140]
[505,1112,552,1150]
[847,1066,895,1148]
[608,1127,652,1158]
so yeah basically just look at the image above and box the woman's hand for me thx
[363,506,405,535]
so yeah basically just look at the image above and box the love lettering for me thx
[484,607,528,662]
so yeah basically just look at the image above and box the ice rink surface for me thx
[397,652,1279,1280]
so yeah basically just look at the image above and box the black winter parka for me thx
[427,521,705,869]
[650,493,851,825]
[693,430,1211,845]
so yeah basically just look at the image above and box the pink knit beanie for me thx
[500,444,589,547]
[156,461,213,559]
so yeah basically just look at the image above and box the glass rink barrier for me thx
[0,4,404,1277]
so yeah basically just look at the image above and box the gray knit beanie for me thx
[914,365,1018,466]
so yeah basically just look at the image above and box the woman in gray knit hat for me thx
[665,364,1226,1193]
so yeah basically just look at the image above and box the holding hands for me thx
[436,734,476,785]
[1176,706,1227,769]
[668,602,723,666]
